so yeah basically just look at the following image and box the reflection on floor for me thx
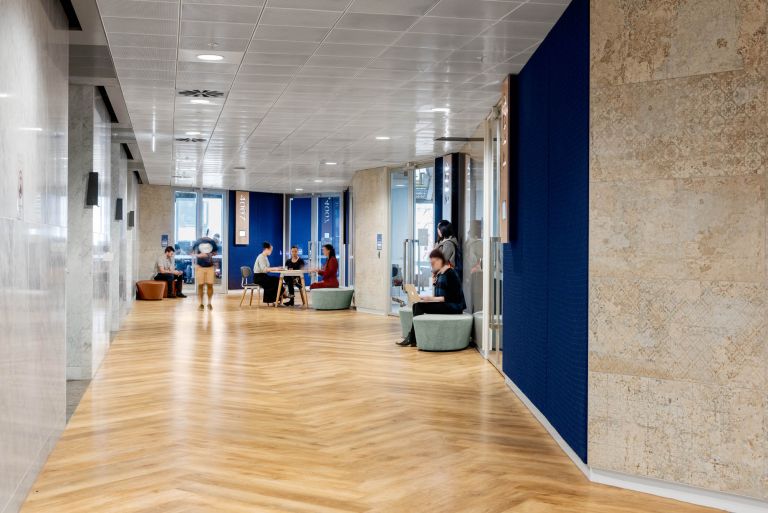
[65,380,90,423]
[22,293,718,513]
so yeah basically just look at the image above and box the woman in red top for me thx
[310,244,339,289]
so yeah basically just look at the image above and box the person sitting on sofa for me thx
[155,246,186,298]
[283,245,305,306]
[397,248,466,347]
[309,244,339,290]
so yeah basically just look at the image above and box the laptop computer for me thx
[404,284,421,305]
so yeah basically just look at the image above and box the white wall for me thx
[0,1,69,512]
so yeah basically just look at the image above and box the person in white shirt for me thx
[253,241,283,304]
[155,246,186,298]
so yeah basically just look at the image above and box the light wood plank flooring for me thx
[21,293,718,513]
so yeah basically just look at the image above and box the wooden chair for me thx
[239,266,262,307]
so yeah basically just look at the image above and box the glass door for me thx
[173,189,227,292]
[287,194,344,286]
[483,108,504,370]
[389,166,435,314]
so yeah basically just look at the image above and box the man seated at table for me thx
[155,246,186,298]
[283,245,305,307]
[253,241,284,305]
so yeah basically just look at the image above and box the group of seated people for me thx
[153,236,339,309]
[253,241,339,306]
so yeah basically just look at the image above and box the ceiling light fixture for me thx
[375,136,390,140]
[190,99,211,105]
[20,127,43,132]
[431,107,450,113]
[185,131,201,136]
[0,93,10,98]
[295,188,304,192]
[314,179,323,183]
[324,162,337,165]
[197,54,224,61]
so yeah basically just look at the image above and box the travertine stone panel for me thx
[351,168,390,313]
[591,0,766,87]
[590,0,768,500]
[138,184,173,281]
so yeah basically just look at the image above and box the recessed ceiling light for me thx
[0,93,10,98]
[295,188,304,192]
[324,162,337,165]
[20,127,43,132]
[197,54,224,61]
[185,131,201,136]
[190,99,211,105]
[314,179,323,183]
[431,107,450,113]
[375,136,390,140]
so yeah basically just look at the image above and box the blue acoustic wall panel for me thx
[502,0,589,463]
[228,191,284,290]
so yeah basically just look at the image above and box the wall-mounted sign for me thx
[376,233,383,251]
[235,191,249,245]
[161,234,169,248]
[500,76,511,243]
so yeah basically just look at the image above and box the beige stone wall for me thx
[589,0,768,499]
[138,184,173,280]
[351,167,390,313]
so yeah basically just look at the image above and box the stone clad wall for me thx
[589,0,767,499]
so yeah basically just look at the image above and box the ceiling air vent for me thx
[175,137,207,143]
[178,89,224,98]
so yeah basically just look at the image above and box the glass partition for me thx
[173,189,227,291]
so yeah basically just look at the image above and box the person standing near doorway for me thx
[435,220,460,268]
[192,235,219,310]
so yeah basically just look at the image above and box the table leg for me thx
[299,276,308,309]
[275,275,283,307]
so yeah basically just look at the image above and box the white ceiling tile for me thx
[181,21,256,39]
[337,13,419,31]
[429,0,519,20]
[181,36,250,52]
[260,7,342,28]
[349,0,439,16]
[504,3,568,23]
[325,28,402,45]
[409,16,494,35]
[482,20,553,39]
[395,32,472,49]
[102,17,178,36]
[252,25,330,42]
[248,39,318,54]
[316,43,387,57]
[266,0,348,10]
[182,4,264,24]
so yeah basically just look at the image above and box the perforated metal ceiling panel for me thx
[96,0,569,192]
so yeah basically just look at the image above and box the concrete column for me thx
[66,84,113,380]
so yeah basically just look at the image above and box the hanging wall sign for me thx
[235,191,249,245]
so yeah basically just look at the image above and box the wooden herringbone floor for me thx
[21,293,717,513]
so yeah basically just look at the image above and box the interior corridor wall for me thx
[503,0,589,463]
[0,1,69,512]
[137,184,173,281]
[351,167,390,314]
[589,0,767,500]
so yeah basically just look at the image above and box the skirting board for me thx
[504,376,768,513]
[504,376,590,478]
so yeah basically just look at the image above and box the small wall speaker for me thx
[127,210,135,228]
[86,172,99,206]
[115,198,123,221]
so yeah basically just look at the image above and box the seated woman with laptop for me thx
[397,248,466,347]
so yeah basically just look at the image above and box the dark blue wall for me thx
[228,191,284,290]
[503,0,589,463]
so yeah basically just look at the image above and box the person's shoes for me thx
[177,293,187,298]
[207,304,213,310]
[285,299,295,307]
[396,337,415,347]
[198,304,205,310]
